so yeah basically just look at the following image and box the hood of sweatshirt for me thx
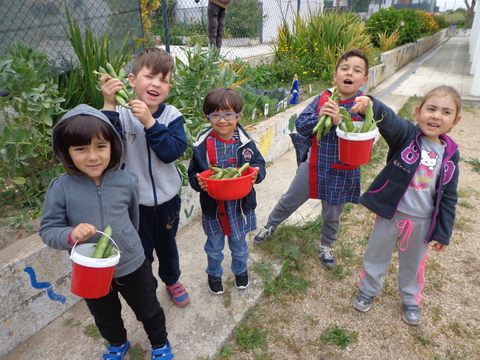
[53,104,122,148]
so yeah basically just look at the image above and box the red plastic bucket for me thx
[336,125,378,165]
[198,166,256,201]
[70,242,120,299]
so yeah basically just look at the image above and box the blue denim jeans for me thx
[204,233,248,277]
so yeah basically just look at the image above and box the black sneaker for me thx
[208,275,224,295]
[235,271,249,289]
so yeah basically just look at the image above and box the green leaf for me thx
[11,177,26,185]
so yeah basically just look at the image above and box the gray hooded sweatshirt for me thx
[39,105,145,278]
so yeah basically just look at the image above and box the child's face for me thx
[415,94,461,144]
[68,136,111,186]
[205,108,240,140]
[128,66,172,113]
[333,56,368,99]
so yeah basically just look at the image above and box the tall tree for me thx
[465,0,476,27]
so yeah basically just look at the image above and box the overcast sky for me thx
[436,0,467,11]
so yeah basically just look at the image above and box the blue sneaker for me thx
[254,225,275,245]
[319,245,335,268]
[103,340,130,360]
[151,340,174,359]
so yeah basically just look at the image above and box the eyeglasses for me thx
[207,112,238,121]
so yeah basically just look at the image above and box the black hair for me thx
[203,87,244,115]
[336,49,369,76]
[52,115,122,176]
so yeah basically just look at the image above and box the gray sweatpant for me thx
[266,159,344,247]
[359,212,431,306]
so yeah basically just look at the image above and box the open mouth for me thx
[428,123,440,128]
[147,90,159,97]
[344,79,353,85]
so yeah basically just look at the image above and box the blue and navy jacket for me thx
[187,123,266,218]
[293,88,364,205]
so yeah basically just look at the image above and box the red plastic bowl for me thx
[198,166,256,201]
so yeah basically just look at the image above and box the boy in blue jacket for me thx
[188,87,266,294]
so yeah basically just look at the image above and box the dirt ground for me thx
[1,105,479,360]
[220,104,480,359]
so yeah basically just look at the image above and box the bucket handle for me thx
[70,230,120,259]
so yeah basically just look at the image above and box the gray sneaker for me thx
[354,291,374,312]
[254,225,275,245]
[319,245,335,268]
[402,304,421,326]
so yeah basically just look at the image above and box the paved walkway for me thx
[2,35,478,360]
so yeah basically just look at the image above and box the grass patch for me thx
[465,158,480,173]
[129,344,147,360]
[320,325,358,349]
[64,318,82,327]
[397,95,421,121]
[234,313,268,351]
[83,323,102,340]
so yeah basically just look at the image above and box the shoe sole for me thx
[321,261,335,269]
[235,281,250,290]
[402,313,420,326]
[353,301,372,312]
[209,288,224,295]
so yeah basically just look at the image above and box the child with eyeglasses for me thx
[187,87,266,295]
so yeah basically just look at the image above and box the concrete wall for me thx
[0,30,447,357]
[367,29,447,90]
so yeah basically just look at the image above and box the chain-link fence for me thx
[1,0,143,70]
[152,0,324,60]
[1,0,327,69]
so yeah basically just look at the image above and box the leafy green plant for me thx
[225,0,264,39]
[60,9,137,110]
[320,325,358,349]
[165,44,245,155]
[275,10,374,83]
[365,8,422,47]
[378,28,401,52]
[0,42,65,208]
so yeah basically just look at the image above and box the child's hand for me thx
[251,167,260,184]
[351,96,373,115]
[71,223,97,244]
[196,174,207,191]
[129,99,156,129]
[320,99,342,126]
[431,242,447,253]
[100,75,124,111]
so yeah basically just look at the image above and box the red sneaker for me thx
[165,281,190,307]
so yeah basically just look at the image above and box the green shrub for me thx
[433,14,450,29]
[59,10,136,110]
[275,10,374,84]
[165,44,241,156]
[365,8,422,47]
[417,10,440,34]
[225,0,264,39]
[0,43,65,208]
